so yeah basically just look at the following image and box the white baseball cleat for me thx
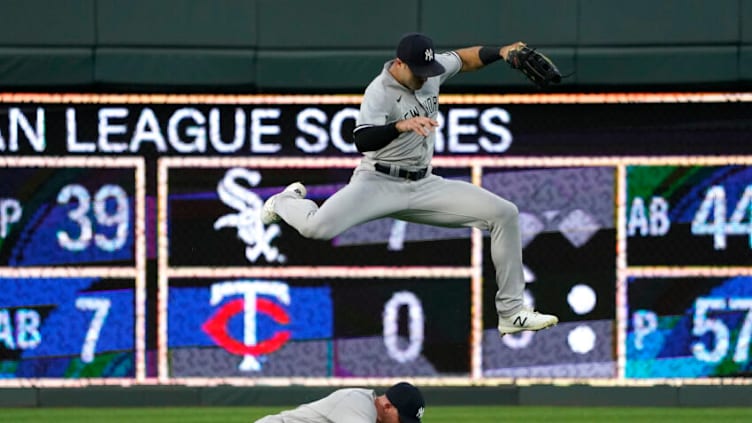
[498,307,558,336]
[261,182,307,225]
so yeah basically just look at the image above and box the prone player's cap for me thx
[396,32,445,78]
[386,381,426,423]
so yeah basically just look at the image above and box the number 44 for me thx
[691,185,752,250]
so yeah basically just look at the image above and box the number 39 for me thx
[57,184,129,252]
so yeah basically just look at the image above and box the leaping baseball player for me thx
[262,33,559,336]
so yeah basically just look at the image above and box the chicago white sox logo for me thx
[213,168,285,263]
[424,48,434,62]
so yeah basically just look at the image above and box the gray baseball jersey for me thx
[356,52,462,170]
[254,388,377,423]
[273,49,525,318]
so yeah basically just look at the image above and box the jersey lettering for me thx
[403,108,420,120]
[420,96,438,115]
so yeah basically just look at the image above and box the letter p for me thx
[632,309,658,350]
[0,199,22,239]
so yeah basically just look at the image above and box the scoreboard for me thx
[1,93,751,386]
[624,163,752,378]
[0,157,146,382]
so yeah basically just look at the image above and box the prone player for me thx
[255,381,425,423]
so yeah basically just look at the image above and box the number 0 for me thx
[383,291,424,363]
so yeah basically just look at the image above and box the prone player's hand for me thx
[396,117,439,137]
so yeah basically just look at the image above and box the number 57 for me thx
[692,297,752,363]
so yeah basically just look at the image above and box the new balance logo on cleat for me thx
[513,316,527,327]
[498,307,558,336]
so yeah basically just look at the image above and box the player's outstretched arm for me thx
[455,42,525,72]
[455,41,562,88]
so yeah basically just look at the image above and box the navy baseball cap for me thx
[386,382,425,423]
[396,33,445,78]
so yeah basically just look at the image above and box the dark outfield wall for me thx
[0,0,750,92]
[1,385,751,407]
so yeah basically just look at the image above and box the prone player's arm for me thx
[454,42,525,72]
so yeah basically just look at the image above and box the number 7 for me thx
[730,298,752,363]
[75,297,111,363]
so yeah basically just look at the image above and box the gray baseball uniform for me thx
[272,49,524,317]
[254,388,377,423]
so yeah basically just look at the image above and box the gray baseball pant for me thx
[274,168,524,317]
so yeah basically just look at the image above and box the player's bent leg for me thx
[295,189,393,240]
[408,177,526,310]
[270,190,349,241]
[405,176,559,337]
[261,182,307,225]
[296,219,339,240]
[474,189,559,336]
[487,201,559,336]
[276,171,406,240]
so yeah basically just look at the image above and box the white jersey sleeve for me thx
[254,388,377,423]
[437,50,462,84]
[326,389,378,422]
[356,82,390,128]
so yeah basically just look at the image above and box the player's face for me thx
[375,396,402,423]
[394,59,427,91]
[405,66,427,90]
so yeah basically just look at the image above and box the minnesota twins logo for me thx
[202,280,291,372]
[213,168,285,263]
[424,48,434,62]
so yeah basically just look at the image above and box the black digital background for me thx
[168,167,472,267]
[167,277,471,376]
[1,96,747,379]
[481,228,616,328]
[0,167,137,267]
[331,277,471,375]
[2,101,750,156]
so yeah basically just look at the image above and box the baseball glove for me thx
[506,45,562,88]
